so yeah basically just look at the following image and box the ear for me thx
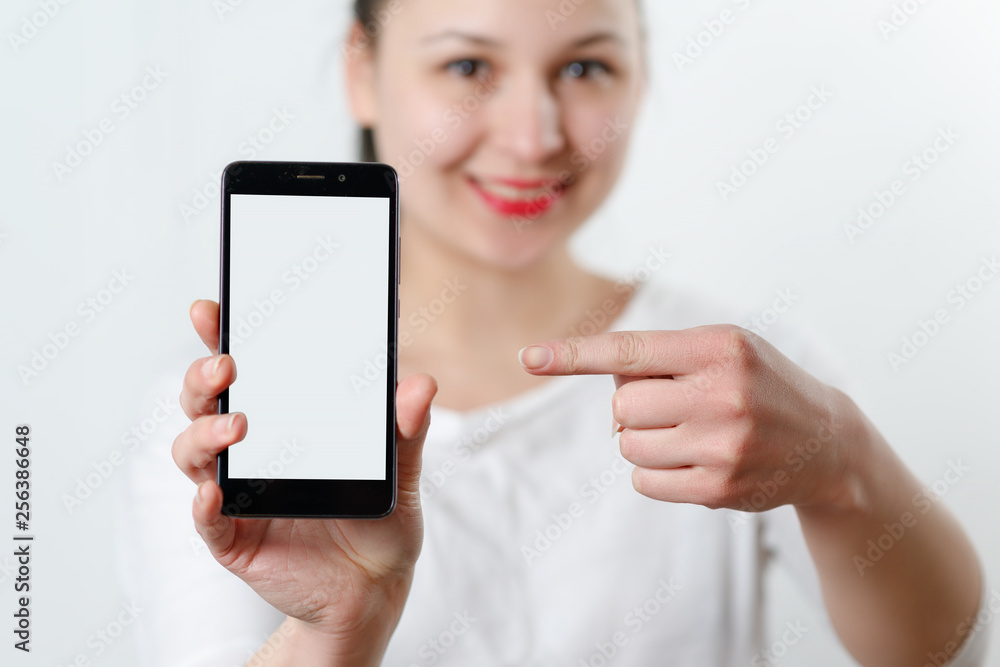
[343,22,379,127]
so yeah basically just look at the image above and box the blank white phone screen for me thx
[228,193,390,480]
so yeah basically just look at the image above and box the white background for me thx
[0,0,997,664]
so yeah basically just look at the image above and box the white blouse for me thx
[117,284,990,666]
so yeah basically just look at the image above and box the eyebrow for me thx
[420,30,625,49]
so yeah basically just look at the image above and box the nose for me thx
[490,73,566,164]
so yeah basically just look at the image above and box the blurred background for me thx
[1,0,998,664]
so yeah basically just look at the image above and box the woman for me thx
[167,0,987,664]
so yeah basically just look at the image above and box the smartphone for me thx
[217,160,399,518]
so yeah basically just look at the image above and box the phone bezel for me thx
[217,160,399,519]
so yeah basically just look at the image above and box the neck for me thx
[398,217,608,360]
[394,214,635,410]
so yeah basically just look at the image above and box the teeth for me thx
[477,181,557,201]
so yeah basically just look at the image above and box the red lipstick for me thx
[467,176,565,218]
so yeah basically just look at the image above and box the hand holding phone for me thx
[218,161,400,518]
[173,300,437,660]
[169,160,438,660]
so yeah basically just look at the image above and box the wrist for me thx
[282,569,414,667]
[279,615,393,667]
[799,386,883,516]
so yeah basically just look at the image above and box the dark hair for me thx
[353,0,382,162]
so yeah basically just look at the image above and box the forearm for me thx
[245,615,394,667]
[796,389,981,667]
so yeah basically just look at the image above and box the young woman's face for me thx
[348,0,644,270]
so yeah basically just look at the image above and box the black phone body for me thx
[217,161,399,518]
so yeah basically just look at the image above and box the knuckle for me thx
[715,424,756,473]
[719,387,751,421]
[611,331,648,373]
[174,420,217,474]
[180,394,205,422]
[196,448,214,470]
[181,370,208,420]
[563,337,583,374]
[721,326,761,371]
[706,473,744,510]
[195,519,221,550]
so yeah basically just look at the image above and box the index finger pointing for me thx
[518,330,701,377]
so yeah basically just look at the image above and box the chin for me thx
[465,212,578,272]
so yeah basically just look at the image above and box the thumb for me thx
[395,374,437,505]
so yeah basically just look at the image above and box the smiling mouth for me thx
[467,176,566,217]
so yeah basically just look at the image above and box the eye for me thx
[446,58,488,78]
[561,60,611,80]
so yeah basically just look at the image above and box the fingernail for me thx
[216,413,237,435]
[612,419,622,438]
[203,355,223,380]
[190,300,200,315]
[195,481,206,504]
[518,346,552,370]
